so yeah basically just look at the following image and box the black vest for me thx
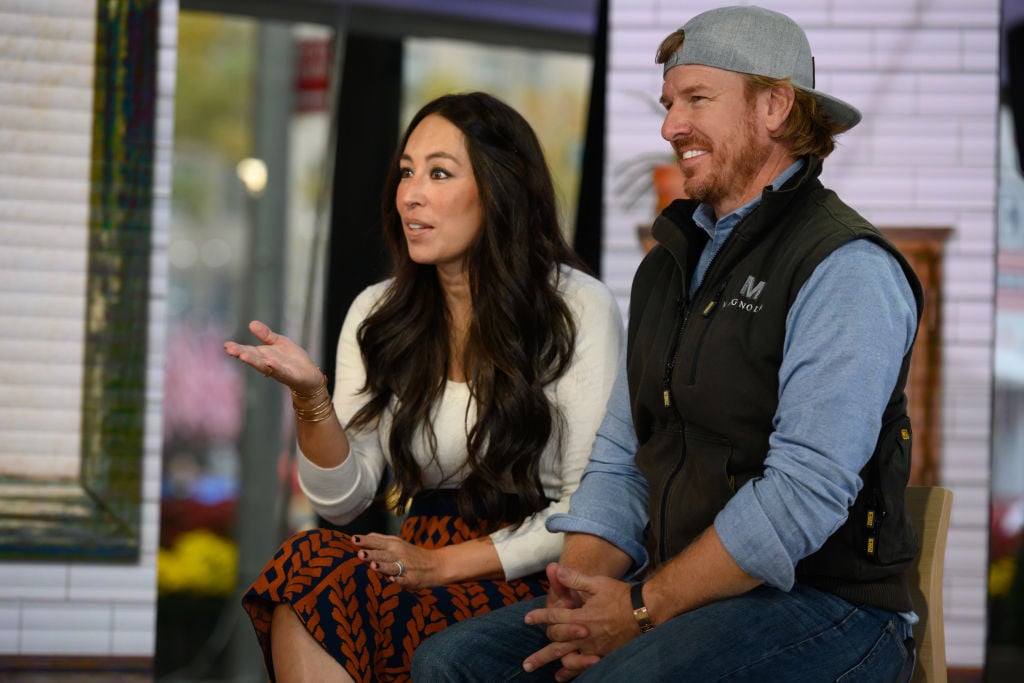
[627,159,925,612]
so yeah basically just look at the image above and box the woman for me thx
[224,92,624,682]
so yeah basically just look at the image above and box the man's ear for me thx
[764,85,795,135]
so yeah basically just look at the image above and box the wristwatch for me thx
[630,582,655,633]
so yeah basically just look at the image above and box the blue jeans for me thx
[411,583,915,682]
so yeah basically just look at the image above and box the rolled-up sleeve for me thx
[715,240,918,589]
[547,350,650,577]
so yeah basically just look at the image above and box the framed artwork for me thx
[0,0,157,562]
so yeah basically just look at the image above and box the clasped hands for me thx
[522,563,638,681]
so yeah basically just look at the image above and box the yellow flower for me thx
[989,556,1016,598]
[158,529,238,596]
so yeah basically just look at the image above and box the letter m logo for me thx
[739,275,766,301]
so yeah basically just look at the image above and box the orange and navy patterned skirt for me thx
[241,491,549,682]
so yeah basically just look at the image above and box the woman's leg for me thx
[270,603,355,683]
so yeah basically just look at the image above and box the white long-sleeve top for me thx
[297,265,625,580]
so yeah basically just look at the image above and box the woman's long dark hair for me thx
[347,92,588,532]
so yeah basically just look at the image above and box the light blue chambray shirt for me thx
[548,159,919,595]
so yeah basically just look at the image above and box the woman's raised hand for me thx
[224,320,323,395]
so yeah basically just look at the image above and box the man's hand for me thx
[546,556,583,609]
[522,563,637,680]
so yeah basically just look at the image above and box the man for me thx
[412,6,923,681]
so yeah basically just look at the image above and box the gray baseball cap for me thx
[664,5,861,132]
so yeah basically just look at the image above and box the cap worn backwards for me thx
[663,5,861,132]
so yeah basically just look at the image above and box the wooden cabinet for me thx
[881,228,951,486]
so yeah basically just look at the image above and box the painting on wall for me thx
[0,0,157,562]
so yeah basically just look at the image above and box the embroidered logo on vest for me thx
[724,275,765,314]
[739,275,766,300]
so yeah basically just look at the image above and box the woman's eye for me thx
[399,167,413,178]
[430,168,451,180]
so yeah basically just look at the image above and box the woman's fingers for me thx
[248,320,277,344]
[224,323,326,390]
[354,535,408,574]
[352,533,396,556]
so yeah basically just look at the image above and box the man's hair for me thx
[655,29,684,63]
[656,30,846,159]
[744,75,846,159]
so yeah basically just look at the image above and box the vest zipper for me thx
[661,294,688,408]
[658,454,686,564]
[661,278,729,406]
[688,277,730,385]
[656,278,729,563]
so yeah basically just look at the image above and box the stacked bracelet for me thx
[292,371,333,423]
[292,372,328,401]
[293,395,334,423]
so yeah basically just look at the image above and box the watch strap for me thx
[630,582,655,633]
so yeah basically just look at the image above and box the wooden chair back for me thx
[904,485,953,683]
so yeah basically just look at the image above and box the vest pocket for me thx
[667,426,735,555]
[859,415,919,566]
[797,415,920,584]
[636,424,736,563]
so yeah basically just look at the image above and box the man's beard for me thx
[675,111,768,210]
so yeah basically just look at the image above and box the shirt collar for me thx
[692,158,806,238]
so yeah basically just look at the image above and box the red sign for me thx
[295,39,331,113]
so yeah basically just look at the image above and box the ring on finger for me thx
[393,560,405,577]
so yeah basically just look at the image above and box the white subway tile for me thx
[112,628,155,656]
[69,565,157,603]
[0,628,18,652]
[21,602,112,632]
[0,605,19,630]
[20,628,110,656]
[0,565,68,601]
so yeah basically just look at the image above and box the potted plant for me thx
[611,90,688,213]
[614,153,686,212]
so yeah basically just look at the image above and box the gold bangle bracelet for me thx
[293,393,333,422]
[295,406,335,423]
[294,406,333,421]
[292,371,327,401]
[294,399,334,423]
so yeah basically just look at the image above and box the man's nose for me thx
[661,107,691,143]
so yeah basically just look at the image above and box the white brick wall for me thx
[604,0,997,670]
[0,0,176,659]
